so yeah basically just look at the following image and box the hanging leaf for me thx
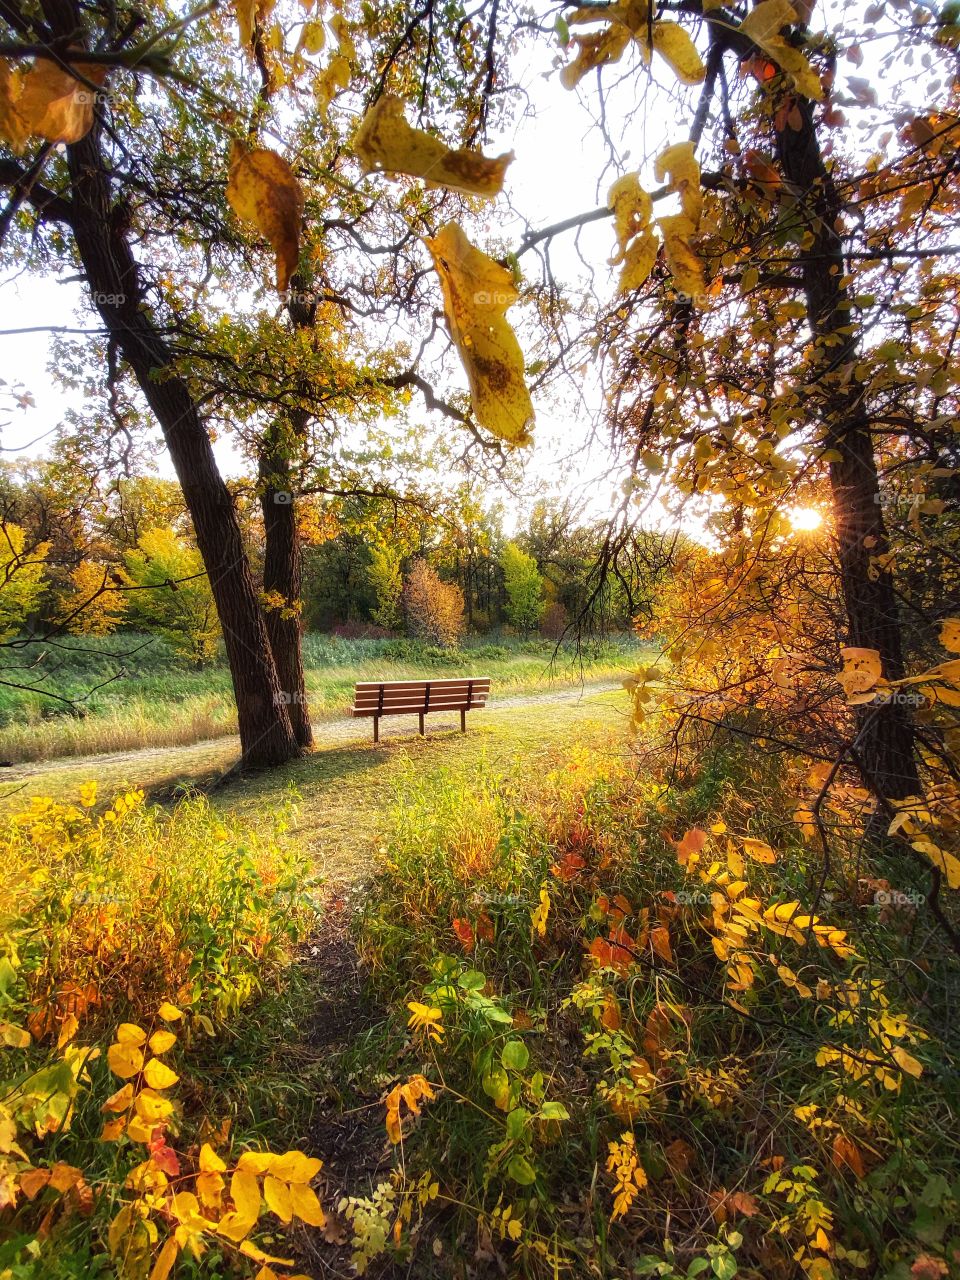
[607,173,659,292]
[838,646,882,697]
[654,140,702,225]
[234,0,277,50]
[226,142,304,294]
[0,57,106,151]
[354,95,513,198]
[651,22,706,85]
[425,222,535,445]
[740,0,824,101]
[561,3,705,89]
[657,212,705,299]
[560,23,632,88]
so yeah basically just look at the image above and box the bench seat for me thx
[352,677,491,742]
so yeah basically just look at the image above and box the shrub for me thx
[367,545,404,631]
[403,558,464,648]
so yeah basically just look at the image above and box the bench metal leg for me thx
[460,707,466,733]
[419,712,425,736]
[373,716,379,744]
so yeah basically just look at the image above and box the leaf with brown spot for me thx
[0,58,106,151]
[355,95,513,198]
[226,142,304,294]
[425,222,534,445]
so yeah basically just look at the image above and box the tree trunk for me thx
[45,2,298,768]
[776,98,920,801]
[259,444,313,748]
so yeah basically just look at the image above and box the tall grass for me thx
[0,632,644,763]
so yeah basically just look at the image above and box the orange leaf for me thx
[831,1132,866,1178]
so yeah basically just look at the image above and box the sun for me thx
[789,506,824,533]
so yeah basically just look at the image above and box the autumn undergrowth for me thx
[0,785,327,1279]
[345,736,960,1279]
[0,632,641,762]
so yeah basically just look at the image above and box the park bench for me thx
[352,677,491,742]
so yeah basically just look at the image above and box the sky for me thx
[0,29,674,529]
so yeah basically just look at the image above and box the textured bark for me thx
[259,448,313,748]
[39,0,299,768]
[777,97,920,801]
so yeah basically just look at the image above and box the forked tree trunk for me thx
[776,97,920,802]
[44,0,299,768]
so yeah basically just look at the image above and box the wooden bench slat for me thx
[353,689,490,707]
[353,679,490,693]
[352,695,489,712]
[353,702,488,718]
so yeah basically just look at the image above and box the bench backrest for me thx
[353,677,491,716]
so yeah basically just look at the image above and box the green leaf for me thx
[507,1153,537,1185]
[711,1253,737,1280]
[538,1101,570,1121]
[458,969,486,991]
[506,1107,529,1140]
[501,1040,529,1071]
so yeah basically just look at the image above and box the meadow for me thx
[0,631,642,763]
[2,690,958,1279]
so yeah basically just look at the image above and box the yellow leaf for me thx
[742,837,777,865]
[289,1181,326,1226]
[425,222,534,445]
[126,1113,157,1144]
[911,839,960,889]
[0,58,107,151]
[116,1023,147,1046]
[726,844,745,878]
[148,1236,179,1280]
[135,1089,175,1124]
[561,22,632,88]
[657,213,705,299]
[107,1042,144,1080]
[148,1029,177,1055]
[142,1058,179,1090]
[263,1174,293,1223]
[239,1241,294,1266]
[231,1169,261,1223]
[651,22,706,85]
[78,781,98,808]
[199,1143,227,1173]
[157,1002,183,1022]
[57,1014,79,1049]
[654,140,702,224]
[226,142,304,294]
[891,1045,923,1078]
[100,1117,127,1141]
[838,646,882,697]
[740,0,824,100]
[607,173,658,292]
[941,618,960,652]
[268,1150,322,1183]
[355,94,513,197]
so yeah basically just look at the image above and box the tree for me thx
[404,559,464,648]
[0,522,48,640]
[368,545,403,631]
[501,541,544,637]
[58,560,127,636]
[124,528,220,668]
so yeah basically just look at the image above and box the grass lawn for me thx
[0,684,632,885]
[0,631,645,763]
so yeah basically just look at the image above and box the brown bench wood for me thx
[352,677,491,742]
